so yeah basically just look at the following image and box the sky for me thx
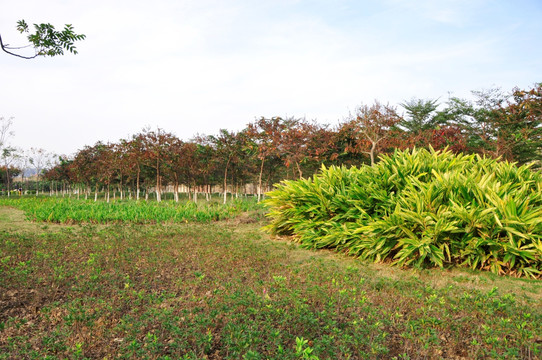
[1,0,541,156]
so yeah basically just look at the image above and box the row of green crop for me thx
[0,197,262,224]
[263,148,542,278]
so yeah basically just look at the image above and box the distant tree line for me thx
[2,83,541,201]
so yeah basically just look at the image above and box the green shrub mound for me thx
[264,148,542,277]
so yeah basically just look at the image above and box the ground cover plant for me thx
[264,148,542,278]
[0,197,263,224]
[0,205,541,359]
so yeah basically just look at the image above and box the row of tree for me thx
[2,83,541,202]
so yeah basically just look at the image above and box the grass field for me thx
[0,200,541,359]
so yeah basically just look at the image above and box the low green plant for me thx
[0,197,263,224]
[295,337,319,360]
[264,147,542,277]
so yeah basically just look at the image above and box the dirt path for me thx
[0,206,64,233]
[0,207,34,232]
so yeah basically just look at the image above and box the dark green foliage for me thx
[400,98,442,134]
[1,19,85,59]
[0,166,21,190]
[264,148,542,277]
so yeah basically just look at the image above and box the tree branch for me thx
[0,34,38,59]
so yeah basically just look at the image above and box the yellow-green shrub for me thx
[264,148,542,277]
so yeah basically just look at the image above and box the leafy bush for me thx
[264,148,542,277]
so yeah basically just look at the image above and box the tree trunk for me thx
[156,157,161,203]
[119,175,123,200]
[6,166,10,197]
[173,174,179,202]
[174,176,179,203]
[258,158,265,202]
[136,167,141,201]
[295,161,303,179]
[368,141,377,166]
[222,156,232,204]
[223,172,228,204]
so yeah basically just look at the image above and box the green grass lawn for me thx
[0,205,541,359]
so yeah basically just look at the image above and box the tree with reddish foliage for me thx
[448,84,542,164]
[43,156,72,196]
[429,125,468,153]
[246,117,291,200]
[343,102,402,166]
[35,82,542,200]
[494,84,542,164]
[277,118,326,179]
[181,139,215,203]
[94,143,116,202]
[230,130,259,199]
[333,120,370,167]
[125,135,147,201]
[162,137,190,203]
[138,128,177,202]
[210,129,248,204]
[70,144,98,199]
[303,124,337,169]
[112,140,136,200]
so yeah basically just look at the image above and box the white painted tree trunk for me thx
[223,157,231,205]
[258,159,265,202]
[136,169,140,201]
[156,157,161,203]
